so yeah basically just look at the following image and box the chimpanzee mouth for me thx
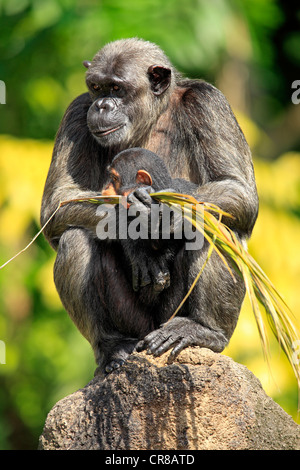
[94,124,125,137]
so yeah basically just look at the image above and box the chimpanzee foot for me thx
[101,339,139,375]
[153,270,170,292]
[131,256,170,293]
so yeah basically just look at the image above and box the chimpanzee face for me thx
[86,77,131,147]
[84,48,172,147]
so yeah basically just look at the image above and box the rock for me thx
[38,347,300,450]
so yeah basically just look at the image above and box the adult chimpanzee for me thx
[40,38,258,375]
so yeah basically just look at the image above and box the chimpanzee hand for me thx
[127,186,178,236]
[127,186,154,209]
[136,317,228,357]
[125,187,182,292]
[127,187,177,208]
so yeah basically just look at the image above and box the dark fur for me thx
[40,38,258,375]
[103,147,198,298]
[106,147,197,194]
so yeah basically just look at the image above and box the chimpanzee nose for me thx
[96,98,116,112]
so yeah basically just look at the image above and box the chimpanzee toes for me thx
[105,359,125,374]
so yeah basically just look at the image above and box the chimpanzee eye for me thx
[111,84,123,95]
[110,172,119,183]
[92,84,100,91]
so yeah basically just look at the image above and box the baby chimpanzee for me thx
[102,147,197,197]
[102,147,200,293]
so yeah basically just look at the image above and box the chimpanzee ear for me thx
[148,65,171,96]
[83,60,92,68]
[136,170,153,186]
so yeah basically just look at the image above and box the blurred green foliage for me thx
[0,0,300,450]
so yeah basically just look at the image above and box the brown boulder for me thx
[39,347,300,450]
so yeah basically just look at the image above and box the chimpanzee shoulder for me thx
[62,93,92,128]
[178,79,234,120]
[176,79,248,150]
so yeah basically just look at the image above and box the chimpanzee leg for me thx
[53,228,139,375]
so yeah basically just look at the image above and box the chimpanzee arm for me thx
[137,82,258,357]
[180,81,259,237]
[40,93,107,247]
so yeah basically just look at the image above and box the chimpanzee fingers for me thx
[132,187,153,207]
[135,332,182,357]
[158,259,171,289]
[169,337,190,357]
[143,328,179,357]
[139,329,158,351]
[126,193,147,209]
[147,334,193,358]
[136,185,154,195]
[132,256,170,292]
[150,334,180,357]
[135,339,146,352]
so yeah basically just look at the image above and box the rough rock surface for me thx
[39,347,300,450]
